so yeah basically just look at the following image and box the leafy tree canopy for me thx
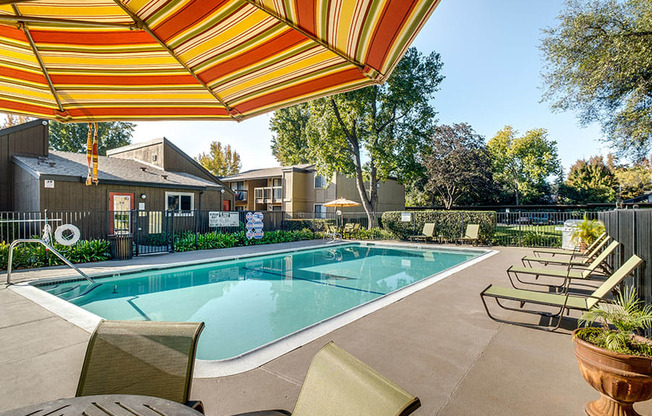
[541,0,652,159]
[196,141,241,177]
[487,126,562,205]
[269,48,444,226]
[423,123,495,209]
[270,104,311,165]
[49,121,134,155]
[614,163,652,200]
[562,155,617,203]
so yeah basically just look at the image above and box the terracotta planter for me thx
[573,329,652,416]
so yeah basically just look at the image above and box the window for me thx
[231,181,245,191]
[314,204,326,219]
[272,178,282,187]
[165,192,194,215]
[235,206,245,211]
[272,205,282,211]
[314,174,328,189]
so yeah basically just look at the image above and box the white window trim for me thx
[165,191,194,216]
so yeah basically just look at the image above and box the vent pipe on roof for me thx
[162,174,168,180]
[140,167,147,172]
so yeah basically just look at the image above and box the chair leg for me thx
[480,293,565,331]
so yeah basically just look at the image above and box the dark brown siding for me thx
[163,142,217,182]
[38,181,213,211]
[0,120,48,210]
[12,164,40,211]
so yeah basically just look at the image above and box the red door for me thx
[109,192,134,234]
[222,200,231,211]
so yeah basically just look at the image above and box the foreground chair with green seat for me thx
[521,235,611,269]
[408,223,435,242]
[77,320,205,413]
[230,342,421,416]
[507,240,620,290]
[457,224,480,245]
[480,255,644,331]
[532,232,606,257]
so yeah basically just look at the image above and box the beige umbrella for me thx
[324,198,361,228]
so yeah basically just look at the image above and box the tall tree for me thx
[614,164,652,200]
[1,114,32,128]
[541,0,652,159]
[270,48,443,227]
[270,104,311,165]
[49,121,134,155]
[487,126,562,205]
[196,141,241,177]
[423,123,494,209]
[563,156,617,203]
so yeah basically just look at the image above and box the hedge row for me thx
[0,239,111,271]
[172,228,321,252]
[381,211,496,244]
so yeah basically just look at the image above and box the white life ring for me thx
[54,224,81,246]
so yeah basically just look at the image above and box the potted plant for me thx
[573,288,652,416]
[572,215,605,252]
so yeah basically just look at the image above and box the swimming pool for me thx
[23,242,494,375]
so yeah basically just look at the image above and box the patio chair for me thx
[229,342,421,416]
[457,224,480,245]
[342,223,360,239]
[521,235,611,268]
[480,255,644,331]
[532,232,607,257]
[409,223,435,242]
[507,240,619,290]
[323,224,341,241]
[76,320,205,412]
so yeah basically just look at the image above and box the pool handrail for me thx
[6,239,95,285]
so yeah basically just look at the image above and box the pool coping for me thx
[9,241,498,377]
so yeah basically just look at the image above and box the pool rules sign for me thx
[246,211,264,239]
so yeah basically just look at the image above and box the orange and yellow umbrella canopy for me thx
[0,0,440,122]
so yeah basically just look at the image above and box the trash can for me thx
[559,219,583,250]
[109,233,133,260]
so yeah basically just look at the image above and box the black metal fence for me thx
[493,211,598,247]
[599,209,651,309]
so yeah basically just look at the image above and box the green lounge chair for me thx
[480,255,644,331]
[409,223,435,242]
[457,224,480,245]
[508,240,620,289]
[230,342,421,416]
[532,232,606,257]
[77,320,205,412]
[521,235,611,268]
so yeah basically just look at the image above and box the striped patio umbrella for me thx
[0,0,440,122]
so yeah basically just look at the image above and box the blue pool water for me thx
[36,244,481,360]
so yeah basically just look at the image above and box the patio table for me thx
[0,395,203,416]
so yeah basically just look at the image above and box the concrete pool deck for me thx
[1,240,651,415]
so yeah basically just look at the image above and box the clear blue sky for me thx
[132,0,607,174]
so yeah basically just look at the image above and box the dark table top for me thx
[0,395,203,416]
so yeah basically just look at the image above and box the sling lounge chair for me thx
[521,235,611,268]
[532,232,606,257]
[507,240,619,290]
[457,224,480,245]
[409,223,435,242]
[76,320,205,413]
[230,342,421,416]
[480,255,643,331]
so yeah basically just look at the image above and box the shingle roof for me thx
[222,164,314,181]
[13,151,222,189]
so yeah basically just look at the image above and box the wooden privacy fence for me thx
[598,209,652,308]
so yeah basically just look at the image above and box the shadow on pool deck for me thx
[1,240,651,415]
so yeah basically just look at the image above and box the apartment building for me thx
[222,164,405,217]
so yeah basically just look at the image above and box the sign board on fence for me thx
[44,179,54,189]
[246,211,264,239]
[401,212,411,222]
[209,211,239,227]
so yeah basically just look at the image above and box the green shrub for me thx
[521,232,562,248]
[381,211,495,244]
[284,218,332,231]
[0,239,111,271]
[352,228,395,240]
